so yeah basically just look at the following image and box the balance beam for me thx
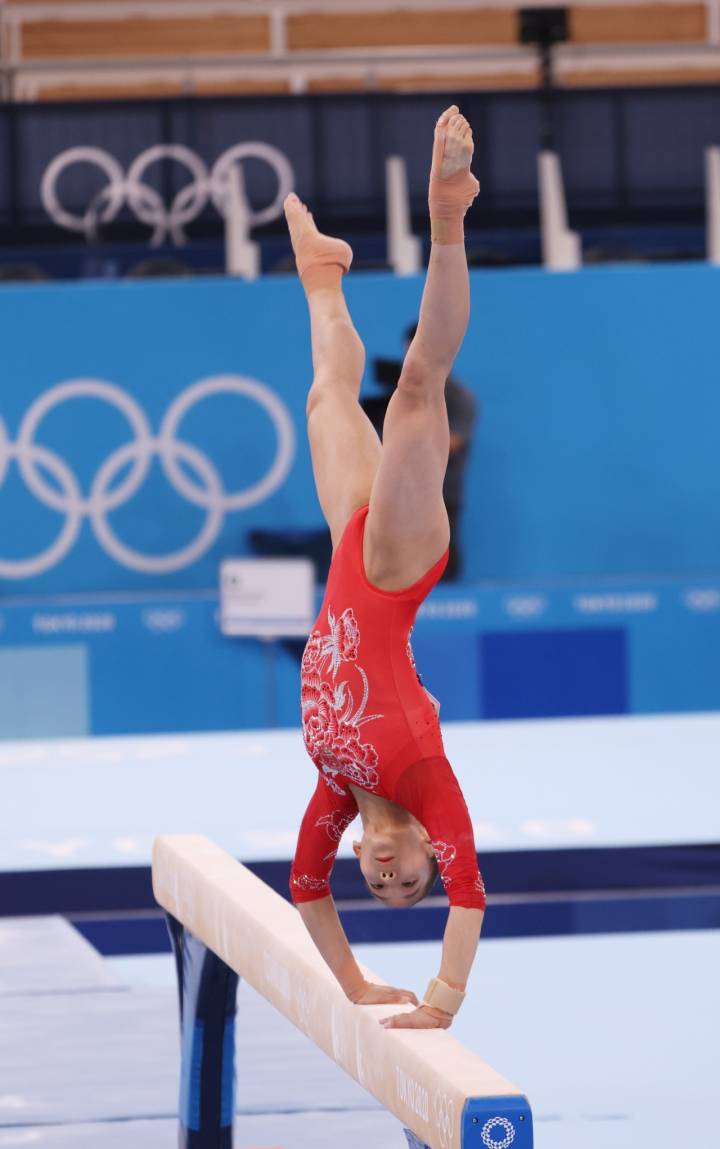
[153,834,533,1149]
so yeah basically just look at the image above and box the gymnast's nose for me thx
[380,869,396,881]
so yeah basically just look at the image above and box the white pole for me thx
[224,163,260,281]
[538,150,582,272]
[705,146,720,265]
[385,155,422,276]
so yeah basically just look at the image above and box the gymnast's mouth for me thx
[375,855,394,862]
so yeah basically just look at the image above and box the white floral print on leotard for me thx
[407,626,417,671]
[316,809,357,842]
[301,607,383,793]
[432,839,458,885]
[433,840,486,901]
[316,808,358,861]
[292,873,330,893]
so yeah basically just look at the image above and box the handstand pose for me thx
[287,107,485,1031]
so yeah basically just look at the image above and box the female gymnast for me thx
[286,106,485,1031]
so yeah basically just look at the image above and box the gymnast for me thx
[286,106,485,1031]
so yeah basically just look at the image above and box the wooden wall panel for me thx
[378,69,538,90]
[307,70,538,92]
[36,80,185,99]
[33,64,720,103]
[34,76,290,100]
[561,64,720,85]
[570,4,706,43]
[306,76,368,92]
[20,14,271,59]
[288,8,516,50]
[195,77,290,94]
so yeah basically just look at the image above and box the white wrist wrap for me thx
[422,977,466,1015]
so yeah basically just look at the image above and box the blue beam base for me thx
[463,1096,533,1148]
[405,1093,533,1149]
[166,913,239,1148]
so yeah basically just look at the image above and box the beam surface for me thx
[152,834,532,1149]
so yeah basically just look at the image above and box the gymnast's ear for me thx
[352,840,362,858]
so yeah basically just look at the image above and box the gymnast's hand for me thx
[347,981,418,1007]
[380,1005,452,1030]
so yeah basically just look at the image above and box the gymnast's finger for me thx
[395,988,419,1005]
[379,985,418,1005]
[380,1010,425,1029]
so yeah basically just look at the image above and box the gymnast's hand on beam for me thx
[380,1005,453,1030]
[347,981,419,1007]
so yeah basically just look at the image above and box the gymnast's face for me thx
[352,826,436,908]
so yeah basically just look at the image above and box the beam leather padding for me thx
[152,834,533,1149]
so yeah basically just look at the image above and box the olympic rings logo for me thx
[41,142,295,246]
[0,376,295,578]
[481,1116,515,1149]
[433,1090,455,1149]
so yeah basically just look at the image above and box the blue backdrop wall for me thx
[2,263,720,735]
[1,576,719,738]
[1,262,719,595]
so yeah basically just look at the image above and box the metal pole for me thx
[539,40,555,153]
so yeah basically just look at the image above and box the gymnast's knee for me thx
[306,370,363,419]
[397,353,447,399]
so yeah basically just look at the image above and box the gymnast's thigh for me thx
[306,387,382,550]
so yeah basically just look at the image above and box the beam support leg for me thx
[166,912,240,1148]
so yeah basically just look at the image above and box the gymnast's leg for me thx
[284,194,382,550]
[365,106,479,589]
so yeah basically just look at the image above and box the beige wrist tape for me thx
[422,977,466,1015]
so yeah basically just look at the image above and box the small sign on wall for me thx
[220,558,315,637]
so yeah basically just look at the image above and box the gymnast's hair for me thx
[420,854,440,900]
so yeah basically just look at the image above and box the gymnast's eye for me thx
[370,883,384,890]
[402,880,418,888]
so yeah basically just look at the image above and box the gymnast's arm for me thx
[296,898,417,1006]
[291,776,419,1007]
[384,756,486,1029]
[435,903,484,1004]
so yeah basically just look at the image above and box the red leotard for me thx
[290,504,486,911]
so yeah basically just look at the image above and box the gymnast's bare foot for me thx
[432,105,475,180]
[284,192,317,254]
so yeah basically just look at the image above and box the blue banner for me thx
[1,263,719,595]
[1,576,719,738]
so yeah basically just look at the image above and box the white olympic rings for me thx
[433,1091,455,1149]
[41,142,295,246]
[0,376,296,578]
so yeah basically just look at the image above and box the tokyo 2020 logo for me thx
[481,1116,515,1148]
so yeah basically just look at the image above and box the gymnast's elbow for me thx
[289,867,332,904]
